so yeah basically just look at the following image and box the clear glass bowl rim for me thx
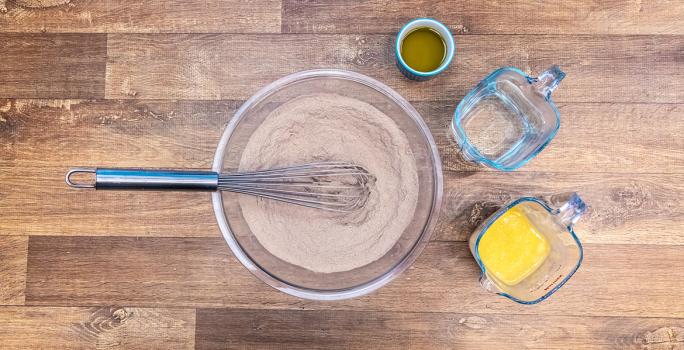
[211,69,444,300]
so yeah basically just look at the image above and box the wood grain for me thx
[195,308,684,350]
[105,34,684,103]
[0,166,684,245]
[433,172,684,245]
[0,34,106,98]
[0,99,232,237]
[283,0,684,35]
[0,306,195,349]
[0,98,680,241]
[0,99,235,169]
[0,0,281,34]
[3,164,683,244]
[0,236,27,305]
[0,166,217,237]
[1,2,683,348]
[25,237,684,318]
[418,102,684,173]
[2,99,681,173]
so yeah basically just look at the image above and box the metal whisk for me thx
[66,162,375,212]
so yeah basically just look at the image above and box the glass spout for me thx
[479,274,498,293]
[556,192,586,227]
[532,65,565,99]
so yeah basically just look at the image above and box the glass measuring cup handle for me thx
[531,65,566,99]
[554,192,587,228]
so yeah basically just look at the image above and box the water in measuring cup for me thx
[461,91,529,160]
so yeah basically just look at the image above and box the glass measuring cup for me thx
[468,193,586,304]
[452,66,565,171]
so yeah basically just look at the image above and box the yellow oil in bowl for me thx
[477,206,550,286]
[400,27,446,72]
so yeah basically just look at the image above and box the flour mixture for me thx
[239,93,419,273]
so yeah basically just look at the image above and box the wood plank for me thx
[3,147,682,243]
[0,0,281,33]
[105,34,684,103]
[0,166,217,237]
[0,99,234,169]
[282,0,684,35]
[418,102,684,173]
[1,103,680,241]
[432,172,684,245]
[0,98,679,241]
[0,34,106,98]
[2,99,681,173]
[0,306,195,349]
[25,237,684,318]
[196,308,684,350]
[1,99,679,240]
[0,99,236,237]
[0,236,27,305]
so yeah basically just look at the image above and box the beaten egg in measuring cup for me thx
[477,206,550,286]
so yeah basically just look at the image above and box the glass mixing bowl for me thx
[211,69,443,300]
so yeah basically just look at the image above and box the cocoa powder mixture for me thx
[238,93,419,273]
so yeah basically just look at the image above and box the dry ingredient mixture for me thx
[239,93,419,273]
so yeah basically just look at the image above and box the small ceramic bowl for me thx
[395,18,455,81]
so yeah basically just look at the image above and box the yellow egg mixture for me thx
[477,206,550,286]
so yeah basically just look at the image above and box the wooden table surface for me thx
[1,1,683,349]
